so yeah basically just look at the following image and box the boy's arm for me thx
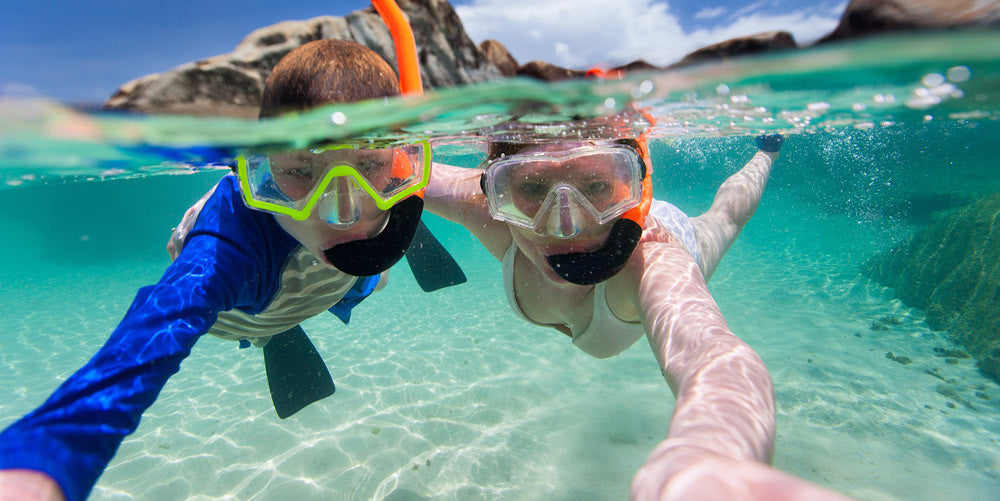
[0,178,275,501]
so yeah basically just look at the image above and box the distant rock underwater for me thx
[103,0,1000,117]
[862,192,1000,384]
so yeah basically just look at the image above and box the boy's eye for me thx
[282,168,314,180]
[355,160,381,173]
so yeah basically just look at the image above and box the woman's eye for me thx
[516,182,549,199]
[585,181,612,195]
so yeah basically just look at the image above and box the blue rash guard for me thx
[0,175,378,501]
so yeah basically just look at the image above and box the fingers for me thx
[754,134,784,153]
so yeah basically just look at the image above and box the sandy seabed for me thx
[1,185,998,501]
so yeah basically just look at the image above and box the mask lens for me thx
[484,144,642,233]
[237,140,429,220]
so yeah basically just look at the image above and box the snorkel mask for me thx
[237,140,431,276]
[545,137,652,285]
[234,0,429,276]
[481,133,654,286]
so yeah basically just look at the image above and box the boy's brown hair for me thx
[259,39,401,118]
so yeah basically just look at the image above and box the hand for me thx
[631,444,853,501]
[166,185,217,260]
[755,133,783,153]
[0,469,65,501]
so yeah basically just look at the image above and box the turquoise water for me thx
[2,32,1000,500]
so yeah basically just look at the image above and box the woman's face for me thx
[499,141,628,283]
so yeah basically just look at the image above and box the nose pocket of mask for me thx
[317,178,366,227]
[540,185,589,239]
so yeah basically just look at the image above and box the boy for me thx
[0,39,427,501]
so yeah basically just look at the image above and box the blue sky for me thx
[1,0,845,105]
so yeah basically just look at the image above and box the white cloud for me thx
[728,1,766,20]
[1,82,43,98]
[695,7,727,20]
[455,0,842,68]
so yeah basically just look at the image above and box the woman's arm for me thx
[691,135,781,280]
[633,228,775,462]
[626,225,851,500]
[424,162,512,260]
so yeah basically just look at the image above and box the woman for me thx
[424,128,851,500]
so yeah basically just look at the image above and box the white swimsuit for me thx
[501,199,702,359]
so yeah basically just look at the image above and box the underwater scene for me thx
[1,32,999,500]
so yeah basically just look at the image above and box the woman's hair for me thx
[259,39,401,118]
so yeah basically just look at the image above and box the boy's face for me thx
[275,204,390,269]
[266,149,392,268]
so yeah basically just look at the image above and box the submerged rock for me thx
[862,192,1000,383]
[104,0,502,117]
[818,0,1000,44]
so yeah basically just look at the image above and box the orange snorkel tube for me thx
[372,0,427,199]
[372,0,423,97]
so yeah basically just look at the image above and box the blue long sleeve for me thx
[0,176,297,501]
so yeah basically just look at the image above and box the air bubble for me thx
[946,66,971,82]
[921,73,946,87]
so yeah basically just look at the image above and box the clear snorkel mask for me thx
[481,142,646,239]
[479,134,654,285]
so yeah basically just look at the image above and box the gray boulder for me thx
[516,60,587,82]
[818,0,1000,44]
[862,192,1000,382]
[479,39,519,77]
[670,31,798,69]
[104,0,502,117]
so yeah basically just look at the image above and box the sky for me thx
[1,0,846,105]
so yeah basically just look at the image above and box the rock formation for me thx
[515,61,587,82]
[818,0,1000,44]
[478,39,518,77]
[861,192,1000,383]
[670,31,798,69]
[102,0,1000,116]
[104,0,502,117]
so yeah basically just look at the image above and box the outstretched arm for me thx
[0,177,274,501]
[690,134,782,280]
[424,162,512,260]
[626,226,850,500]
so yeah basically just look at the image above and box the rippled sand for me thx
[1,183,998,501]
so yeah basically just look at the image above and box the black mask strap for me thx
[545,219,643,285]
[324,196,423,276]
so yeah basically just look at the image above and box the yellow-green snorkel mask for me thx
[236,139,430,227]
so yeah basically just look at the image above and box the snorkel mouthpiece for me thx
[545,218,643,285]
[323,195,423,276]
